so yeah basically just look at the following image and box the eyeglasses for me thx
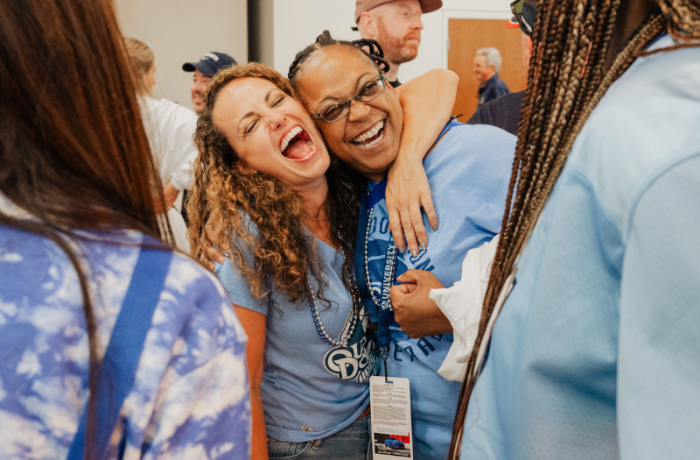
[313,74,387,123]
[510,0,533,35]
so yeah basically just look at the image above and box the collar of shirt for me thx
[479,73,500,92]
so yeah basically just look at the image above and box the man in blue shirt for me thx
[474,47,510,109]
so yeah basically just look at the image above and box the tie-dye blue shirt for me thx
[0,193,251,460]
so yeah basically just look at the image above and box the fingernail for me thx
[219,256,225,264]
[420,243,427,252]
[411,249,418,258]
[398,246,406,254]
[432,224,439,232]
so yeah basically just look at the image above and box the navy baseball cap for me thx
[182,52,237,78]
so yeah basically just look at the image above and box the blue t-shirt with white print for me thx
[216,225,376,443]
[355,122,516,459]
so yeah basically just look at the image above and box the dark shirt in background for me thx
[390,79,402,88]
[468,90,525,137]
[477,74,511,110]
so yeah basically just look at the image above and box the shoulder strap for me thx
[67,245,173,460]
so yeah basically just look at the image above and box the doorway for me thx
[447,18,527,120]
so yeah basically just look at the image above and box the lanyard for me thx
[361,182,397,363]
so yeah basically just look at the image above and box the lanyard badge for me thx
[369,376,414,459]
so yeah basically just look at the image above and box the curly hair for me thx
[186,62,363,305]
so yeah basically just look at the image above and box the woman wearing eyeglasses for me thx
[187,59,457,459]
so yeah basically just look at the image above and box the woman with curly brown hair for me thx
[187,61,457,459]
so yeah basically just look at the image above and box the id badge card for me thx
[369,376,414,459]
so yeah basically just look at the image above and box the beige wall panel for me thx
[116,0,247,110]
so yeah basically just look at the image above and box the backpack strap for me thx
[67,246,173,460]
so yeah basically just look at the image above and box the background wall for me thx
[115,0,248,111]
[253,0,513,82]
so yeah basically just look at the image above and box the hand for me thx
[163,180,180,208]
[155,180,180,214]
[200,219,227,270]
[390,269,451,339]
[386,154,438,257]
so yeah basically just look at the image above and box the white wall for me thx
[115,0,248,110]
[258,0,511,82]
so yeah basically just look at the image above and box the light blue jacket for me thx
[462,35,700,460]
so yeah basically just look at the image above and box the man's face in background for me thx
[373,0,424,65]
[190,69,211,114]
[473,54,494,84]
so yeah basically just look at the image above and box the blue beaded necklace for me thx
[305,248,360,348]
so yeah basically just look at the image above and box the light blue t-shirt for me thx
[0,193,250,460]
[461,35,700,460]
[355,123,516,459]
[217,232,375,442]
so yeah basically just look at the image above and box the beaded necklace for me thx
[306,248,361,348]
[362,206,398,312]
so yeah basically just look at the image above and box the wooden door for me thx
[448,18,528,120]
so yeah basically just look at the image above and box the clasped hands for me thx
[390,269,452,339]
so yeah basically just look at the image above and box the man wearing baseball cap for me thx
[467,0,537,136]
[182,52,237,114]
[354,0,442,87]
[180,52,237,227]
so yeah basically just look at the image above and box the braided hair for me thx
[449,0,700,458]
[288,30,390,84]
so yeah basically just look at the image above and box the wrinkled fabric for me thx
[430,234,499,382]
[139,96,198,253]
[461,34,700,460]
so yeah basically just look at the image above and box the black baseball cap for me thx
[182,52,237,78]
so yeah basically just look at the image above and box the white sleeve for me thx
[430,234,499,382]
[166,105,199,191]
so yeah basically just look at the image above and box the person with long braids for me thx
[284,32,516,459]
[188,62,458,458]
[0,0,250,458]
[446,0,700,459]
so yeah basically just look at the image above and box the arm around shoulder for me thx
[387,69,459,255]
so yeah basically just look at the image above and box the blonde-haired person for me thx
[124,37,198,252]
[188,61,457,459]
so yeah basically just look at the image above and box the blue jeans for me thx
[267,414,370,460]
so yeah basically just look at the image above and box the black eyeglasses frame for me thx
[312,74,387,123]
